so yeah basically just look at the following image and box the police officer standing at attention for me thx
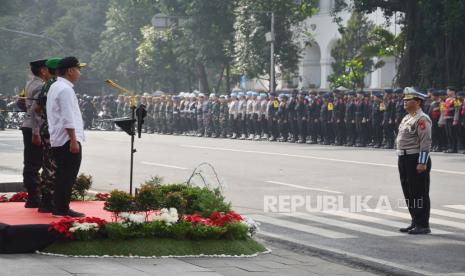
[396,87,432,235]
[22,59,49,208]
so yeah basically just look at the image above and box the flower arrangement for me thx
[8,191,28,202]
[0,194,8,202]
[48,217,107,240]
[95,193,110,201]
[119,212,145,225]
[152,208,179,225]
[46,183,259,242]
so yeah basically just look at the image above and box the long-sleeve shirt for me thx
[46,77,85,147]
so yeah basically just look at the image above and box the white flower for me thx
[152,207,179,225]
[119,212,145,224]
[69,222,99,233]
[241,216,260,237]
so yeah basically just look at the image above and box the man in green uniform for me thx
[33,57,61,212]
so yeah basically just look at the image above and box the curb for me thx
[257,232,433,276]
[0,182,24,193]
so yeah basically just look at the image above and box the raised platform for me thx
[0,201,111,225]
[0,201,110,254]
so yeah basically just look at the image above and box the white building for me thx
[297,0,400,90]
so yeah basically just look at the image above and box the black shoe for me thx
[399,224,415,233]
[38,204,54,213]
[408,226,431,235]
[53,209,85,218]
[24,199,40,208]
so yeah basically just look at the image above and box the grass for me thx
[43,238,267,257]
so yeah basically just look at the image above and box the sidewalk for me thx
[0,241,378,276]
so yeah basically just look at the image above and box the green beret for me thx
[46,57,62,69]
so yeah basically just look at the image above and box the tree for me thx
[151,0,237,93]
[328,11,378,90]
[91,0,157,92]
[0,0,109,94]
[233,0,317,89]
[333,0,465,88]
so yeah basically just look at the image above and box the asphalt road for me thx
[1,129,465,275]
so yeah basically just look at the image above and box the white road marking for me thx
[367,209,465,231]
[444,205,465,211]
[0,174,22,182]
[140,161,189,170]
[281,212,404,237]
[323,210,452,235]
[265,180,343,194]
[258,231,436,276]
[181,145,465,175]
[251,214,355,239]
[431,209,465,220]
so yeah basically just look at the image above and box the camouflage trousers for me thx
[39,137,56,196]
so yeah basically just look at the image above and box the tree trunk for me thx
[215,65,225,94]
[226,63,231,93]
[197,63,209,93]
[397,0,420,87]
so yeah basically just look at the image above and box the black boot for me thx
[38,193,54,213]
[24,188,40,208]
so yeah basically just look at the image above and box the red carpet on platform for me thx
[0,201,112,225]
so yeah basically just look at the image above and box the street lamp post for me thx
[265,12,275,95]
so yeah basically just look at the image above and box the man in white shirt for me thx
[46,56,86,217]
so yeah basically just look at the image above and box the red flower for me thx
[0,195,8,202]
[183,212,242,227]
[95,193,110,201]
[209,211,242,227]
[48,216,108,240]
[9,192,28,202]
[183,213,213,226]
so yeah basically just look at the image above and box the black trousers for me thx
[22,127,43,191]
[398,153,431,228]
[52,141,82,213]
[445,119,458,151]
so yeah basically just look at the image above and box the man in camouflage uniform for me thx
[210,94,221,138]
[33,57,61,212]
[189,93,197,135]
[0,94,7,130]
[218,95,229,138]
[396,87,432,235]
[196,94,205,137]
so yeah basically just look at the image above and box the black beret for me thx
[29,59,47,68]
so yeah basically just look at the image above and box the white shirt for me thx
[46,77,85,147]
